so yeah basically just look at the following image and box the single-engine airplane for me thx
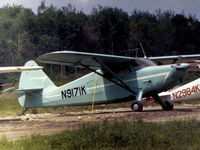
[16,51,200,112]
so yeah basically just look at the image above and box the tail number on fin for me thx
[61,86,87,99]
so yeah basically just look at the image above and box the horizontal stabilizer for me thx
[17,88,43,97]
[3,87,15,93]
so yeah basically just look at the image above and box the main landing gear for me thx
[131,94,174,112]
[162,100,174,111]
[152,94,173,111]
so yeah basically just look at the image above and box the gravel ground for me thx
[1,103,200,141]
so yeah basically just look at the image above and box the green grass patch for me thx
[0,91,132,116]
[0,92,22,117]
[1,120,200,150]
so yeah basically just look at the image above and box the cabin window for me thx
[117,65,131,76]
[103,63,131,78]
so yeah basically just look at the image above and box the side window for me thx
[117,65,131,76]
[131,60,141,71]
[103,63,132,78]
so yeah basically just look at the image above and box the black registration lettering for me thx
[74,87,78,96]
[61,90,67,99]
[81,86,86,95]
[67,89,71,98]
[61,86,87,99]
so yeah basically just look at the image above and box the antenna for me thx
[120,48,139,57]
[140,42,147,58]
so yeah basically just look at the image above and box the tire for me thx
[162,100,174,111]
[131,101,143,112]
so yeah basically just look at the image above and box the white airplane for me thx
[159,78,200,102]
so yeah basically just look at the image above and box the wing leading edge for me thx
[0,66,43,73]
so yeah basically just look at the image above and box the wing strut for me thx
[79,59,135,96]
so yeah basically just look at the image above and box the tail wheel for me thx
[131,101,143,112]
[162,100,174,111]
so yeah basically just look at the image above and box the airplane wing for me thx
[149,54,200,64]
[38,51,200,71]
[149,54,200,71]
[37,51,141,95]
[37,51,135,69]
[0,66,43,73]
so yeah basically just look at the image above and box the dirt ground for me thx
[1,103,200,141]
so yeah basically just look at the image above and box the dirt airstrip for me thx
[1,104,200,141]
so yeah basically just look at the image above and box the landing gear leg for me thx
[131,90,143,112]
[18,108,28,116]
[152,94,173,111]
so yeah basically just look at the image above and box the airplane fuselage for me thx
[19,63,189,108]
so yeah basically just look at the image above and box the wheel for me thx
[162,100,173,111]
[131,101,143,112]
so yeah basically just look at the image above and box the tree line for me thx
[0,2,200,81]
[1,2,200,65]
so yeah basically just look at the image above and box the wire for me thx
[91,73,97,115]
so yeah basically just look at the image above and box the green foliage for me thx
[91,6,130,54]
[0,3,199,83]
[1,120,200,149]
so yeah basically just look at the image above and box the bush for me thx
[1,120,200,150]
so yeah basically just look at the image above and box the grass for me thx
[0,90,133,117]
[0,120,200,150]
[0,92,22,117]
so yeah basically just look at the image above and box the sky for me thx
[0,0,200,19]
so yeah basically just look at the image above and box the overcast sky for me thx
[1,0,200,19]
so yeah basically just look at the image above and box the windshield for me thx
[131,58,156,70]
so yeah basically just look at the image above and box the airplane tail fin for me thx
[17,60,56,108]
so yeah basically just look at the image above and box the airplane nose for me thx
[170,63,190,84]
[171,63,190,71]
[182,63,190,71]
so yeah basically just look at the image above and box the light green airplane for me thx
[17,51,200,112]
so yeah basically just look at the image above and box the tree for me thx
[129,10,157,56]
[91,6,130,54]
